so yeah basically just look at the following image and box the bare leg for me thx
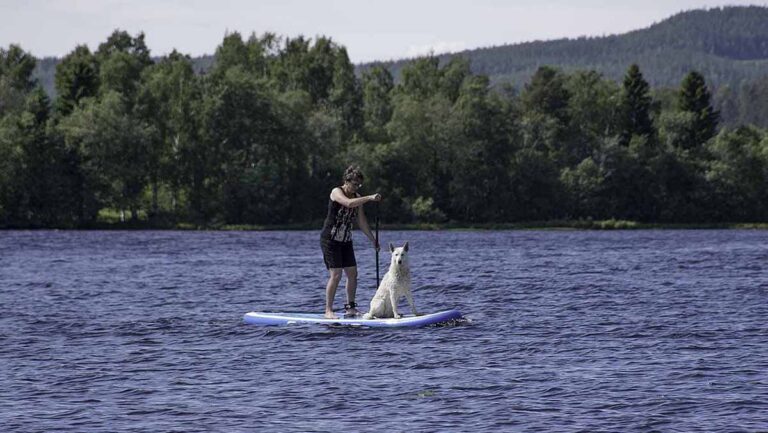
[343,266,358,315]
[325,268,343,319]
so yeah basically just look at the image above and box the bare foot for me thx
[344,307,359,316]
[324,310,339,319]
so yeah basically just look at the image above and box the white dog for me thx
[364,242,419,319]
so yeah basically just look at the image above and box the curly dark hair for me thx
[343,165,364,183]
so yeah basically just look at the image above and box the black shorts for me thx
[320,239,356,269]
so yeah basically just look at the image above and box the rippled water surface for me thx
[2,229,767,432]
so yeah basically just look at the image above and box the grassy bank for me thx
[66,218,768,231]
[364,220,768,231]
[4,210,767,230]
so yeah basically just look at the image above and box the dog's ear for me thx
[403,241,409,252]
[389,242,394,253]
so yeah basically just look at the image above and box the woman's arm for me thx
[331,188,380,209]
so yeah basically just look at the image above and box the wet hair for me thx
[343,165,364,183]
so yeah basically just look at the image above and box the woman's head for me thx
[343,165,364,189]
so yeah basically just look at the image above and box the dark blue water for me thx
[1,230,767,432]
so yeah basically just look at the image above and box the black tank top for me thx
[320,191,358,242]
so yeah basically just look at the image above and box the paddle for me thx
[375,201,380,289]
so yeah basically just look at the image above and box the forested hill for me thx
[33,6,768,96]
[361,6,768,89]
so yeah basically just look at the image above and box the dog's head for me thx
[388,242,410,267]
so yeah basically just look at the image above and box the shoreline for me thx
[3,219,768,231]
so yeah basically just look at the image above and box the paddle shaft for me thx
[375,201,380,289]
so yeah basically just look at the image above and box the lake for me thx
[1,229,767,432]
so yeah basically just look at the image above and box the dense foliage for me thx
[2,28,767,228]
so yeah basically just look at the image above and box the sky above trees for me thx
[2,0,766,63]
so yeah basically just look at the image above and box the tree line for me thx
[1,30,767,228]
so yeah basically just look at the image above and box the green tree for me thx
[508,148,563,221]
[386,90,453,222]
[270,36,342,106]
[520,66,571,165]
[54,45,99,116]
[201,66,307,224]
[0,44,36,91]
[0,44,36,116]
[0,87,80,227]
[706,127,768,221]
[678,70,719,147]
[329,46,363,143]
[0,45,46,227]
[271,36,311,94]
[361,66,394,142]
[620,64,654,146]
[18,88,78,226]
[136,51,199,217]
[560,157,606,219]
[59,91,153,221]
[95,30,153,105]
[449,75,516,222]
[439,57,471,104]
[564,70,621,165]
[399,56,441,100]
[658,110,698,153]
[210,32,274,80]
[595,137,657,221]
[521,66,570,123]
[211,32,249,78]
[0,114,23,225]
[306,37,338,105]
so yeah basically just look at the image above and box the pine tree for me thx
[679,71,719,146]
[522,66,570,123]
[54,45,99,116]
[620,64,654,145]
[0,44,36,92]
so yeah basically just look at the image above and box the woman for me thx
[320,166,381,319]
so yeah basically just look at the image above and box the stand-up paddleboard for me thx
[243,309,462,328]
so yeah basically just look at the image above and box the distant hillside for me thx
[31,6,768,99]
[361,6,768,89]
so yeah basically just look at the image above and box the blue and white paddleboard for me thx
[243,309,462,328]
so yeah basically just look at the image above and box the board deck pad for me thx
[243,309,462,328]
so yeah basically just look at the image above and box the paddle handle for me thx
[375,201,380,289]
